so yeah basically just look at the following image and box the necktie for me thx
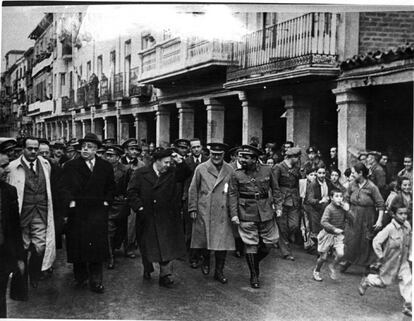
[30,162,35,174]
[195,158,200,165]
[88,160,94,172]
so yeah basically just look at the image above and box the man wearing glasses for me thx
[7,137,56,289]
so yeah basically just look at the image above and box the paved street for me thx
[7,245,409,321]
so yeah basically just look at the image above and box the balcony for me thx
[62,43,72,61]
[32,54,53,77]
[113,72,124,100]
[139,37,235,85]
[226,12,340,86]
[99,74,111,103]
[27,99,53,114]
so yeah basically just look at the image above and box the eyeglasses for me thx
[26,147,39,151]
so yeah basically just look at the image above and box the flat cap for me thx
[239,145,263,157]
[103,138,117,146]
[285,147,302,157]
[122,138,140,150]
[174,139,190,149]
[207,142,228,153]
[228,146,242,156]
[105,144,124,156]
[0,138,17,153]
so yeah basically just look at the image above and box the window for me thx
[110,50,116,74]
[141,33,155,50]
[60,73,66,97]
[97,55,103,77]
[163,29,172,40]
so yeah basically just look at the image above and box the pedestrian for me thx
[127,147,191,287]
[329,168,346,193]
[327,147,338,172]
[339,162,385,274]
[188,142,235,284]
[302,146,325,175]
[51,142,68,167]
[120,138,145,258]
[0,148,25,317]
[229,145,280,288]
[273,147,302,261]
[342,168,353,190]
[398,155,413,186]
[0,138,17,162]
[174,139,190,158]
[358,152,368,167]
[304,165,333,241]
[183,138,209,268]
[312,189,352,282]
[379,153,393,184]
[390,177,412,224]
[104,144,130,270]
[358,201,412,317]
[60,133,116,293]
[299,168,317,253]
[7,137,56,289]
[367,151,387,199]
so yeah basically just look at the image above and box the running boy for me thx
[313,189,351,281]
[358,200,412,316]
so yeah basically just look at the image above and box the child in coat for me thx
[358,200,412,317]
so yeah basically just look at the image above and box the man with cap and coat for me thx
[127,147,191,287]
[183,138,209,268]
[273,146,302,261]
[188,142,235,283]
[60,133,116,293]
[0,138,17,162]
[229,145,280,289]
[7,137,56,289]
[51,142,68,167]
[103,144,130,269]
[0,146,25,317]
[121,138,145,258]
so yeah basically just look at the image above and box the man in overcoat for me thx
[0,148,25,317]
[7,137,56,289]
[183,138,209,268]
[127,147,191,287]
[188,143,235,284]
[60,133,115,293]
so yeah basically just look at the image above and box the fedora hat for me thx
[78,133,102,148]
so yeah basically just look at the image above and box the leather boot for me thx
[200,249,210,275]
[255,245,269,276]
[213,251,227,284]
[245,253,260,288]
[28,250,43,288]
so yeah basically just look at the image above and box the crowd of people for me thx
[0,134,412,317]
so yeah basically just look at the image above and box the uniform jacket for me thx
[120,156,146,171]
[369,163,387,198]
[182,154,209,201]
[60,156,116,263]
[229,163,277,222]
[373,218,411,285]
[7,155,56,271]
[127,162,191,262]
[188,160,235,250]
[272,161,301,211]
[0,181,25,273]
[109,162,130,220]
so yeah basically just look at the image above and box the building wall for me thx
[359,11,414,54]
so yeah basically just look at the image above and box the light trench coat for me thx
[7,155,56,271]
[188,159,235,251]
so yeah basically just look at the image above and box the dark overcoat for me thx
[0,181,25,273]
[60,157,115,263]
[127,163,191,262]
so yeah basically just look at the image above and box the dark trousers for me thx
[73,262,103,285]
[276,205,301,256]
[135,215,154,273]
[0,269,8,318]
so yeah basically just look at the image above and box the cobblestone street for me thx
[7,246,410,321]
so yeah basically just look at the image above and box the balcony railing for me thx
[227,12,338,81]
[99,75,111,102]
[27,100,53,114]
[32,54,53,77]
[76,86,87,107]
[114,72,124,99]
[139,37,235,82]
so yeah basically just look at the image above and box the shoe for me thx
[90,283,105,294]
[402,306,412,317]
[214,272,228,284]
[126,252,136,259]
[201,264,210,275]
[283,255,295,261]
[338,262,351,274]
[107,258,115,269]
[190,261,198,269]
[313,270,323,282]
[201,252,210,275]
[143,271,152,280]
[358,277,368,296]
[159,275,174,288]
[328,264,338,280]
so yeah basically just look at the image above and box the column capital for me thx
[176,101,194,110]
[332,87,367,105]
[237,91,248,102]
[204,98,223,107]
[155,104,170,116]
[282,94,314,110]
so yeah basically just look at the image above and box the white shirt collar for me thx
[152,163,160,177]
[85,157,96,165]
[193,155,202,162]
[22,156,37,171]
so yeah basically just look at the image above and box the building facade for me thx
[2,9,413,172]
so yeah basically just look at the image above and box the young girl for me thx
[358,201,412,317]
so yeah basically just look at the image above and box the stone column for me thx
[333,87,367,172]
[91,106,95,133]
[134,113,148,142]
[103,117,108,139]
[81,120,86,137]
[94,119,104,141]
[71,111,76,138]
[66,120,71,140]
[116,111,122,143]
[55,121,59,140]
[177,102,194,139]
[204,98,225,144]
[282,95,312,153]
[239,92,263,145]
[60,121,65,139]
[106,117,116,139]
[155,105,170,146]
[120,118,130,142]
[84,120,91,134]
[75,121,82,139]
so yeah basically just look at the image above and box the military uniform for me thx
[273,148,302,258]
[229,145,279,288]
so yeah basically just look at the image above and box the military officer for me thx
[229,145,279,289]
[273,147,302,261]
[174,139,190,158]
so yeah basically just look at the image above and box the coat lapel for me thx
[213,163,231,190]
[206,160,219,180]
[142,167,157,187]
